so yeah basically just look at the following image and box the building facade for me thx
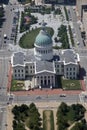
[11,23,80,88]
[76,0,87,21]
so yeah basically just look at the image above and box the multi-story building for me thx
[76,0,87,21]
[11,23,80,88]
[34,0,76,5]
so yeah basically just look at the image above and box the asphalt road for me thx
[0,1,20,49]
[12,94,80,104]
[69,7,84,48]
[0,3,87,130]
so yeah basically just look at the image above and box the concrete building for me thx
[11,22,80,88]
[34,0,76,5]
[76,0,87,21]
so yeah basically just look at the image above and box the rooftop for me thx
[12,49,79,67]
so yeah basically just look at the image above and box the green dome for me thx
[35,30,52,46]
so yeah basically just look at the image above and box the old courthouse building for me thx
[11,23,80,88]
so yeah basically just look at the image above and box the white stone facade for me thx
[11,25,80,88]
[34,44,53,61]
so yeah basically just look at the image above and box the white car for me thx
[77,41,80,45]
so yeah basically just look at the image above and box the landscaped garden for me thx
[54,25,69,49]
[61,78,81,90]
[11,102,87,130]
[11,80,25,91]
[19,27,54,48]
[43,110,54,130]
[12,103,42,130]
[20,8,38,33]
[0,6,5,27]
[57,102,87,130]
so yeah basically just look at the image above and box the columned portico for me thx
[36,73,55,88]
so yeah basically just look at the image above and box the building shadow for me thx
[79,67,86,80]
[55,75,62,89]
[0,0,9,4]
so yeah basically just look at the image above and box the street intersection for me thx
[0,1,87,130]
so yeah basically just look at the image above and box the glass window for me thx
[67,68,68,71]
[15,69,16,73]
[57,65,59,67]
[18,70,20,72]
[21,70,23,72]
[70,68,72,71]
[73,67,75,71]
[73,77,75,79]
[25,66,28,69]
[18,74,20,77]
[51,76,53,79]
[73,72,75,75]
[22,74,23,77]
[48,76,50,79]
[15,74,17,77]
[44,76,46,79]
[30,66,32,69]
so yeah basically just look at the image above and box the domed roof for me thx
[35,29,52,46]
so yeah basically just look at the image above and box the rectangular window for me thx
[18,74,20,77]
[67,68,68,71]
[18,70,20,72]
[22,74,23,77]
[73,67,75,71]
[57,65,59,67]
[61,65,64,68]
[30,66,32,69]
[15,74,17,77]
[73,72,75,75]
[21,70,23,72]
[26,66,28,69]
[73,77,75,79]
[15,69,16,73]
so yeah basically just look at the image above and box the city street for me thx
[69,6,84,48]
[0,1,87,130]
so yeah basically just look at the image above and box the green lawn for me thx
[43,110,54,130]
[19,27,54,49]
[61,79,81,90]
[11,80,25,91]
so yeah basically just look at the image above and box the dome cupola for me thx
[34,21,53,61]
[35,30,52,46]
